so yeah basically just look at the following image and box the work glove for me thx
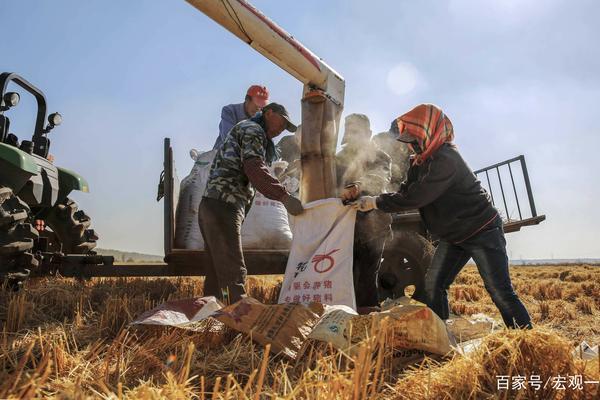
[340,182,361,204]
[350,196,378,212]
[282,194,304,216]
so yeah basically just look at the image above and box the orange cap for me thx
[246,85,269,107]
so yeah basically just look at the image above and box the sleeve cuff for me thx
[375,196,389,212]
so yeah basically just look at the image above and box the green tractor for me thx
[0,72,98,287]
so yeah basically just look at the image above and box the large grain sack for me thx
[174,149,217,249]
[379,298,452,356]
[278,198,357,309]
[301,297,452,366]
[241,190,293,250]
[212,297,324,359]
[302,304,358,350]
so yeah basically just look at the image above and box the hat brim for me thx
[283,116,297,132]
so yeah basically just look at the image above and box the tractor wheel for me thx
[44,197,98,254]
[0,186,39,289]
[378,230,435,302]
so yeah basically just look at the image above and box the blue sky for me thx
[2,0,599,259]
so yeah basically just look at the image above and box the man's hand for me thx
[282,194,304,216]
[350,196,378,212]
[340,182,361,203]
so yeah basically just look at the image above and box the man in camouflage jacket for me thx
[199,103,303,303]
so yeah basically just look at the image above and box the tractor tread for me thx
[44,197,98,254]
[0,186,40,287]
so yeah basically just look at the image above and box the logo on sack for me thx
[293,261,309,279]
[311,249,340,273]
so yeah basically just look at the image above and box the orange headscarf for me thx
[395,104,454,165]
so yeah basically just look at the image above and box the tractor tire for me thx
[0,186,39,289]
[44,197,98,254]
[378,230,435,302]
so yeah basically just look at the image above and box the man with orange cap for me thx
[213,85,270,149]
[350,104,532,329]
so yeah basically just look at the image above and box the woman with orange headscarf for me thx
[351,104,531,329]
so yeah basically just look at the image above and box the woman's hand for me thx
[349,196,378,212]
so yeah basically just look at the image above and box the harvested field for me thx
[0,265,598,399]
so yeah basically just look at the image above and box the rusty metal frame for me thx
[473,155,546,233]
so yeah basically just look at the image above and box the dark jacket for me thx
[376,143,498,243]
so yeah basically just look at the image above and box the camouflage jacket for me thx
[204,115,277,211]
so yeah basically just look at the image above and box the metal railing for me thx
[474,155,539,222]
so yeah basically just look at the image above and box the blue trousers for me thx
[424,216,532,329]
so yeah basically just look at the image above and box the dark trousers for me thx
[198,197,247,304]
[424,216,532,328]
[353,211,390,308]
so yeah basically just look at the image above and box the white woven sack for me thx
[174,149,217,249]
[278,198,357,310]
